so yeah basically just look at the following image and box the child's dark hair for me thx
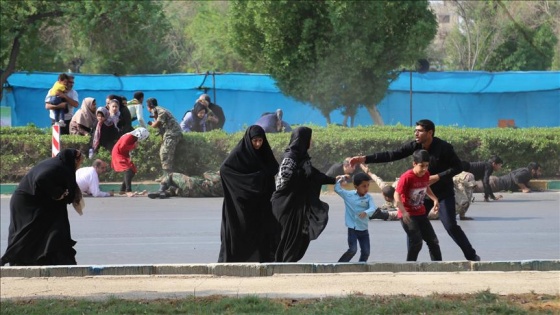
[58,73,70,81]
[352,172,371,186]
[413,149,430,163]
[382,186,395,199]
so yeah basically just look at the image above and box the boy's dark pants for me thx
[400,215,442,261]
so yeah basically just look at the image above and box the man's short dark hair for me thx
[146,98,158,108]
[133,91,144,100]
[489,155,503,165]
[416,119,435,136]
[381,185,395,199]
[352,172,371,186]
[528,162,540,170]
[413,149,430,163]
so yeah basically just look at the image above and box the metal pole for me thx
[212,71,216,104]
[409,70,413,127]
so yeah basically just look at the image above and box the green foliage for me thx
[184,1,252,73]
[1,125,559,183]
[443,1,559,71]
[68,1,172,74]
[486,24,557,71]
[229,1,437,123]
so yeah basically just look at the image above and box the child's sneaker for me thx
[58,120,66,127]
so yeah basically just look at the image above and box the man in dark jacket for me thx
[462,155,503,202]
[349,119,480,261]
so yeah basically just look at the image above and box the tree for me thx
[0,0,72,100]
[229,1,437,125]
[1,1,175,99]
[443,0,558,71]
[185,1,256,73]
[67,1,172,75]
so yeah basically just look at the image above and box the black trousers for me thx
[120,169,135,192]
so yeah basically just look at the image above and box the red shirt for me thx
[395,169,430,217]
[111,134,138,173]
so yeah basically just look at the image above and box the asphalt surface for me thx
[1,191,559,265]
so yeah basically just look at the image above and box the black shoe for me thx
[472,255,481,261]
[148,192,160,199]
[370,208,389,221]
[369,208,382,220]
[159,192,169,199]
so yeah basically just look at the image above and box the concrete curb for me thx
[1,260,558,278]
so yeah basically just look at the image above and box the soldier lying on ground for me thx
[148,171,223,199]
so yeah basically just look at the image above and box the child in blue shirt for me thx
[335,172,376,262]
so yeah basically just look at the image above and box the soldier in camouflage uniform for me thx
[148,171,223,198]
[146,98,183,178]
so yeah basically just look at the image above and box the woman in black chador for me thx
[1,149,84,266]
[272,126,336,262]
[218,125,279,262]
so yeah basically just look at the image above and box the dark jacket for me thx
[364,137,463,199]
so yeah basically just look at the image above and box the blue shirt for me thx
[334,179,376,231]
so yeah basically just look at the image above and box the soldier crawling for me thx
[148,171,223,199]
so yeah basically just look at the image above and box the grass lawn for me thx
[1,291,558,314]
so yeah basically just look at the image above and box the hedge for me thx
[1,125,559,183]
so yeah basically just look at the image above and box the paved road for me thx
[1,192,559,265]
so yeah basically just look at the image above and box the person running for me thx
[335,173,376,262]
[271,126,336,262]
[394,149,442,262]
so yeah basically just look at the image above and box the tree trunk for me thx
[323,112,331,124]
[0,35,21,101]
[366,106,384,126]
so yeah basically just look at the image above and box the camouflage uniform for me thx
[153,106,182,172]
[368,172,399,221]
[160,172,223,197]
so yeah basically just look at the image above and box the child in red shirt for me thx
[394,149,442,261]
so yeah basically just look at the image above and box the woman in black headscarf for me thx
[1,149,84,266]
[218,125,280,262]
[271,126,336,262]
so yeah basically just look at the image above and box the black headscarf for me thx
[283,126,311,162]
[222,125,278,176]
[283,126,313,177]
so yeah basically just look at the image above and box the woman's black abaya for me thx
[1,149,81,266]
[271,127,336,262]
[218,125,279,262]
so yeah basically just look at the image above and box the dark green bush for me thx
[1,125,559,183]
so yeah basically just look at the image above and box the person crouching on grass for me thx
[394,149,442,261]
[335,172,376,262]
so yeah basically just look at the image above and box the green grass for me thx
[1,291,558,315]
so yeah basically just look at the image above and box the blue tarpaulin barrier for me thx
[2,71,559,132]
